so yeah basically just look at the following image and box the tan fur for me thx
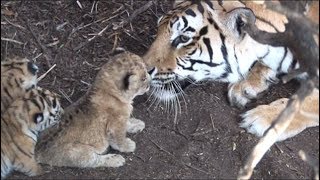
[36,52,150,168]
[241,89,319,141]
[1,57,38,113]
[228,62,278,108]
[1,87,63,179]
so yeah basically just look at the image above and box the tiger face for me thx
[1,87,63,179]
[143,1,257,101]
[25,87,63,132]
[1,57,39,112]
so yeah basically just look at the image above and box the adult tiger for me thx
[1,87,63,179]
[143,0,319,141]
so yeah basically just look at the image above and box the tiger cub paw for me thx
[240,98,288,138]
[127,118,145,133]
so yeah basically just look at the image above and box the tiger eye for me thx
[180,35,190,43]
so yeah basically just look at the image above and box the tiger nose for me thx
[158,68,173,72]
[27,62,39,75]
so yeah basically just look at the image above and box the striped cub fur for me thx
[1,57,39,113]
[1,87,63,179]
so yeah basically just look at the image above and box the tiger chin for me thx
[1,87,63,179]
[36,52,151,168]
[143,0,319,141]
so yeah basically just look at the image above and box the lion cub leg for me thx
[38,142,125,168]
[127,118,145,133]
[228,61,278,109]
[240,89,319,141]
[109,120,136,153]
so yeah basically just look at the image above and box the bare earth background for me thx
[1,0,318,179]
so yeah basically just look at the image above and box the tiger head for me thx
[16,87,63,132]
[143,0,256,102]
[1,57,39,90]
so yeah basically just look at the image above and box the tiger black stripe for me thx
[30,98,42,111]
[258,48,270,59]
[199,26,208,37]
[4,87,13,100]
[12,138,32,158]
[277,47,288,72]
[185,26,196,32]
[233,45,243,77]
[182,16,188,30]
[220,33,232,74]
[203,38,213,62]
[204,0,214,10]
[218,0,226,11]
[289,58,298,70]
[185,9,196,17]
[188,48,197,56]
[196,1,204,13]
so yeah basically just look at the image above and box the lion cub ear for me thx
[123,72,133,90]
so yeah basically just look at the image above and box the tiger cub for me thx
[1,57,39,113]
[1,87,63,179]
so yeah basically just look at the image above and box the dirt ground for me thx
[1,0,319,179]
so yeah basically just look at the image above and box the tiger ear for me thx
[223,7,256,39]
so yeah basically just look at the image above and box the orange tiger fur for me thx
[1,57,39,113]
[1,87,63,179]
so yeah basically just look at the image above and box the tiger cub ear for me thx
[173,0,184,8]
[223,7,256,39]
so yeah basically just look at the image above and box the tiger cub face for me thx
[23,87,64,132]
[143,1,254,101]
[1,87,63,179]
[1,57,39,112]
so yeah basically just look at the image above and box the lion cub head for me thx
[94,52,151,101]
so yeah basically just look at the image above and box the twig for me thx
[26,21,52,67]
[299,150,319,180]
[59,89,73,104]
[238,79,316,180]
[184,163,212,175]
[128,1,153,22]
[149,139,173,156]
[37,64,57,81]
[3,16,26,30]
[1,37,23,45]
[73,25,109,51]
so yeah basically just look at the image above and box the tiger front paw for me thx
[228,64,278,109]
[240,98,288,140]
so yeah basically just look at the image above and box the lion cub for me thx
[36,52,150,168]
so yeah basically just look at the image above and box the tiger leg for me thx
[14,157,43,177]
[228,61,278,109]
[240,89,319,141]
[127,118,145,133]
[109,119,136,153]
[37,143,125,168]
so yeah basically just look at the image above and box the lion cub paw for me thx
[100,154,126,167]
[240,98,288,139]
[127,118,145,133]
[111,138,136,153]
